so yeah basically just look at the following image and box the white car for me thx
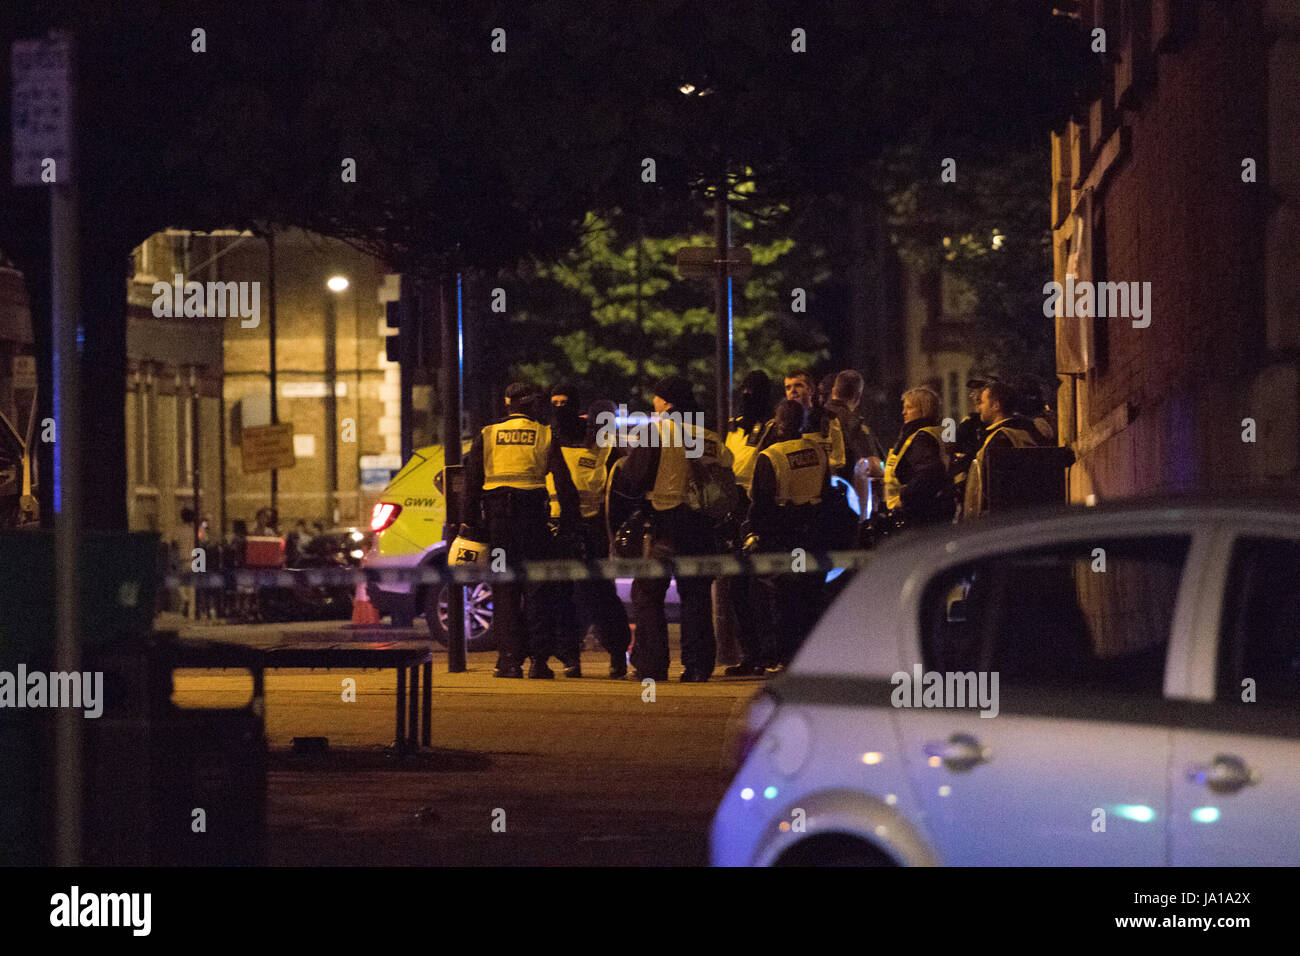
[711,498,1300,866]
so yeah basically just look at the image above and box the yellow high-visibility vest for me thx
[883,425,948,511]
[726,420,772,495]
[962,418,1036,518]
[803,416,846,471]
[648,419,732,511]
[759,438,828,506]
[482,416,551,491]
[548,443,611,518]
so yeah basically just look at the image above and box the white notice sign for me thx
[11,36,73,186]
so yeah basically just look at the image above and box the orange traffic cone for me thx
[349,578,382,627]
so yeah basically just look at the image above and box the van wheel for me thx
[425,582,496,652]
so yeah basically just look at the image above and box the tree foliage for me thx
[880,141,1056,377]
[501,200,827,411]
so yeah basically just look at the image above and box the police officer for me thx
[963,380,1036,521]
[950,376,992,519]
[1010,374,1058,446]
[883,386,954,529]
[721,371,775,676]
[747,399,832,670]
[623,376,733,682]
[781,367,846,472]
[725,371,774,497]
[464,382,580,678]
[823,370,884,480]
[546,392,633,679]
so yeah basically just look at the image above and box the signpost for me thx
[677,235,749,430]
[13,31,80,866]
[240,421,296,473]
[675,245,752,279]
[10,38,73,186]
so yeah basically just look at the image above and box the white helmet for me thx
[449,525,490,566]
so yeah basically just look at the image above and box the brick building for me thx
[1053,1,1298,500]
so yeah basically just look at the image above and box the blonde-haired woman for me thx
[882,387,955,529]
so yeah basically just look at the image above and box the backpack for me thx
[687,456,743,528]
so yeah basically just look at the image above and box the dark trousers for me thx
[759,571,824,665]
[755,506,826,664]
[484,489,555,668]
[551,517,632,667]
[630,506,716,677]
[730,573,777,667]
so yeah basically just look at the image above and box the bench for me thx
[160,637,433,755]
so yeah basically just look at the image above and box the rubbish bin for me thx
[0,530,160,866]
[0,533,267,865]
[143,636,267,866]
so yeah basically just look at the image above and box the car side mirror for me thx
[946,599,967,624]
[433,469,445,495]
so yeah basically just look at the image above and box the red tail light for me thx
[370,502,401,533]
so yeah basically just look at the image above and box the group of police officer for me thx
[460,368,1056,682]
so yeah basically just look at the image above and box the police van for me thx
[362,445,501,647]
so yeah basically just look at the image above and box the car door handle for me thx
[923,733,989,772]
[1186,754,1258,795]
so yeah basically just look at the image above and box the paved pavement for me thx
[157,613,763,865]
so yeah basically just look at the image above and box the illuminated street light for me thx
[327,275,349,293]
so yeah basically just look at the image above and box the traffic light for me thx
[384,301,402,363]
[383,281,438,369]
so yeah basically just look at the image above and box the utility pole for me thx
[398,274,415,464]
[714,172,732,433]
[190,365,201,559]
[323,287,339,524]
[13,30,87,867]
[441,271,466,673]
[265,233,279,514]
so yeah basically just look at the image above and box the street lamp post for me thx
[714,173,732,433]
[325,276,348,525]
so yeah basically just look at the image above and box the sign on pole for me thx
[240,422,296,473]
[676,245,752,279]
[11,36,73,186]
[11,355,37,390]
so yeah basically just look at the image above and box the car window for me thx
[1217,537,1300,708]
[920,536,1190,695]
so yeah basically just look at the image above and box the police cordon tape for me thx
[167,549,878,590]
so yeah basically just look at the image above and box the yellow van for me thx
[363,444,496,650]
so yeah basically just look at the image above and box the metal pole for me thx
[714,174,729,433]
[265,234,278,513]
[324,292,339,525]
[354,282,362,518]
[191,365,201,564]
[398,275,414,465]
[51,33,83,866]
[442,273,466,673]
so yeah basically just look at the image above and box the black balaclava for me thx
[550,383,583,442]
[736,370,772,430]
